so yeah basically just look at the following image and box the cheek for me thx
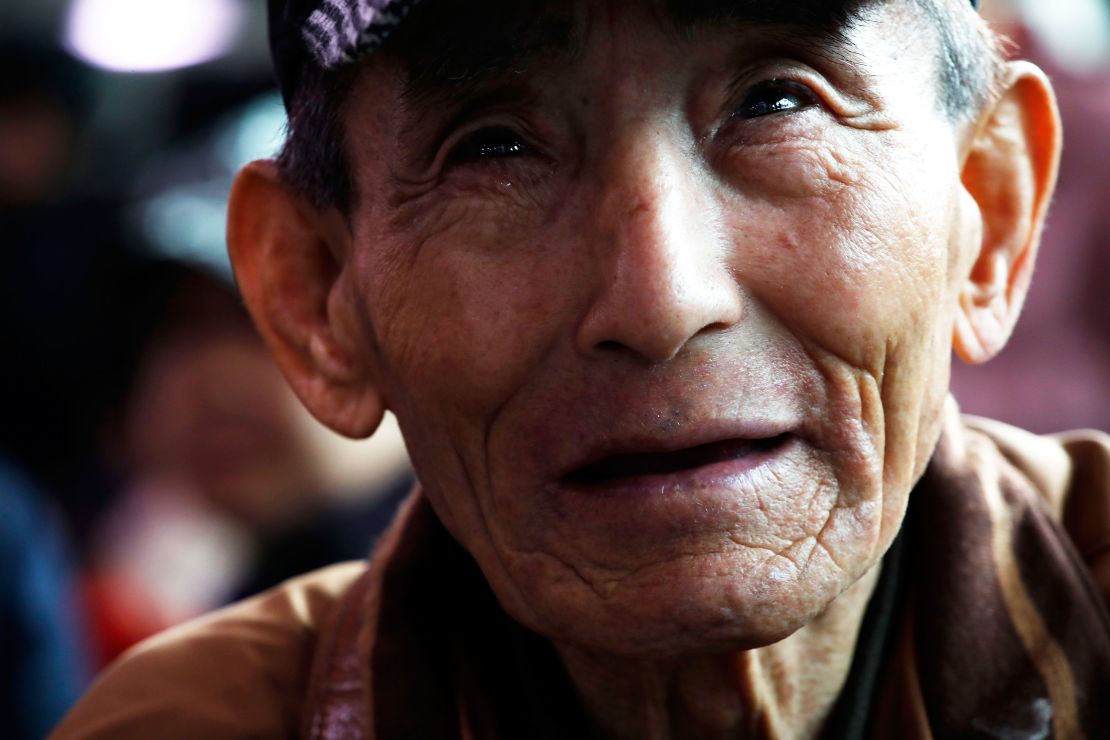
[722,131,866,202]
[719,129,964,524]
[353,201,575,436]
[724,132,960,372]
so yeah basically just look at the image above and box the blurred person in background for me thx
[85,258,411,665]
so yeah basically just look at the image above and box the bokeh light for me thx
[64,0,244,73]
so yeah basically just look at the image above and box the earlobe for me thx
[954,253,1010,365]
[953,61,1061,366]
[227,160,385,438]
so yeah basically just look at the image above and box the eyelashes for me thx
[448,125,534,165]
[732,79,819,120]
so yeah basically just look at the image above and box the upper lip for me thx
[559,420,797,484]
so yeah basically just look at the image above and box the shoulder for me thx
[962,415,1110,600]
[961,416,1108,512]
[51,561,368,740]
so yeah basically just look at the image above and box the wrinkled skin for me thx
[342,1,970,655]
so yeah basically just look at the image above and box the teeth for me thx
[567,435,787,485]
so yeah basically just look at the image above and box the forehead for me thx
[379,0,909,97]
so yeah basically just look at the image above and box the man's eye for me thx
[734,80,817,120]
[449,126,532,164]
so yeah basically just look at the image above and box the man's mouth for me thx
[563,434,792,488]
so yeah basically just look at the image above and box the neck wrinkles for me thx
[553,562,883,740]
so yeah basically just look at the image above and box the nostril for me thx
[700,319,732,335]
[596,339,624,353]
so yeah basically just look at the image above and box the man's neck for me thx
[553,564,883,740]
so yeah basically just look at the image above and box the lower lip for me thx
[559,435,796,500]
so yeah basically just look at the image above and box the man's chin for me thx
[550,607,824,661]
[508,565,845,660]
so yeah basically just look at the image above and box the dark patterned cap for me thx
[268,0,417,107]
[269,0,982,107]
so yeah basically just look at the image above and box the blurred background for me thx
[0,0,1107,736]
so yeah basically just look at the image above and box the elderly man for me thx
[54,0,1110,737]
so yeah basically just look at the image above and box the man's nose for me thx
[575,130,745,364]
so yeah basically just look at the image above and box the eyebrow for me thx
[387,0,881,110]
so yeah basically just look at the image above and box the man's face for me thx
[337,0,977,656]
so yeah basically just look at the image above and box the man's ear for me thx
[954,61,1061,365]
[227,160,385,438]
